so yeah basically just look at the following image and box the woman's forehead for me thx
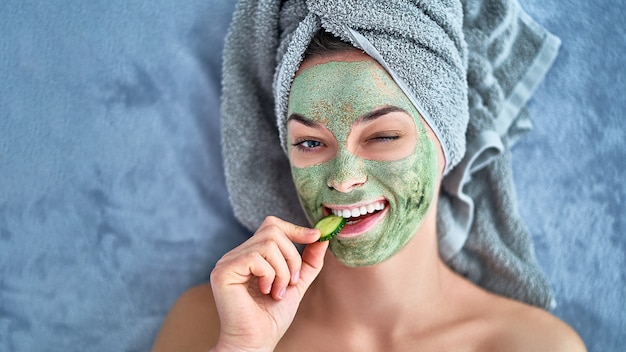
[288,60,416,128]
[295,49,374,73]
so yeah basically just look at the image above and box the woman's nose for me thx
[327,151,367,193]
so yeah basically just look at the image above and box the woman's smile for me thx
[323,199,389,238]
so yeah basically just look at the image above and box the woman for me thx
[153,24,585,349]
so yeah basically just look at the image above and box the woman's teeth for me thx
[331,201,386,219]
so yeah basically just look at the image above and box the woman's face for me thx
[286,52,441,267]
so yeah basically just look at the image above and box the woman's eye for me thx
[373,136,399,141]
[367,134,401,143]
[292,139,324,151]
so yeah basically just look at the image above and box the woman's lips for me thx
[324,199,388,238]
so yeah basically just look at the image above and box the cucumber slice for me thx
[314,215,347,241]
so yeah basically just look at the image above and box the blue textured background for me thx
[0,0,624,351]
[515,1,625,349]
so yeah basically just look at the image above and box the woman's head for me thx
[286,37,443,267]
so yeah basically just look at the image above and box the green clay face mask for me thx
[287,60,439,267]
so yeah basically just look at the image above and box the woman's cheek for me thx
[370,159,411,185]
[291,165,327,223]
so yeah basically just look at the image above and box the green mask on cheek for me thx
[288,61,439,267]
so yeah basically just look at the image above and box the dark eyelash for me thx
[373,135,400,141]
[368,133,401,142]
[291,138,311,147]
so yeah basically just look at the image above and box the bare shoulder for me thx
[152,283,219,352]
[484,297,587,352]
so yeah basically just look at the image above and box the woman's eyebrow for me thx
[288,106,408,127]
[287,113,322,128]
[356,106,408,124]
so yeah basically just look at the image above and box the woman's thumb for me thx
[293,240,328,295]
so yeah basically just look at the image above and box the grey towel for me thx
[221,0,560,309]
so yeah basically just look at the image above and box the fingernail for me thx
[292,270,300,284]
[278,287,286,299]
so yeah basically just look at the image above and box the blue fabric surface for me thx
[0,0,623,351]
[513,1,626,350]
[0,1,248,350]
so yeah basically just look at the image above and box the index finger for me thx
[259,216,321,244]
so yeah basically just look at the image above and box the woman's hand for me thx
[209,216,328,352]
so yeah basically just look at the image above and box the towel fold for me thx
[221,0,560,308]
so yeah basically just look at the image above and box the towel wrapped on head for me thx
[222,0,560,309]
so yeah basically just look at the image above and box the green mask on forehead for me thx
[287,60,439,267]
